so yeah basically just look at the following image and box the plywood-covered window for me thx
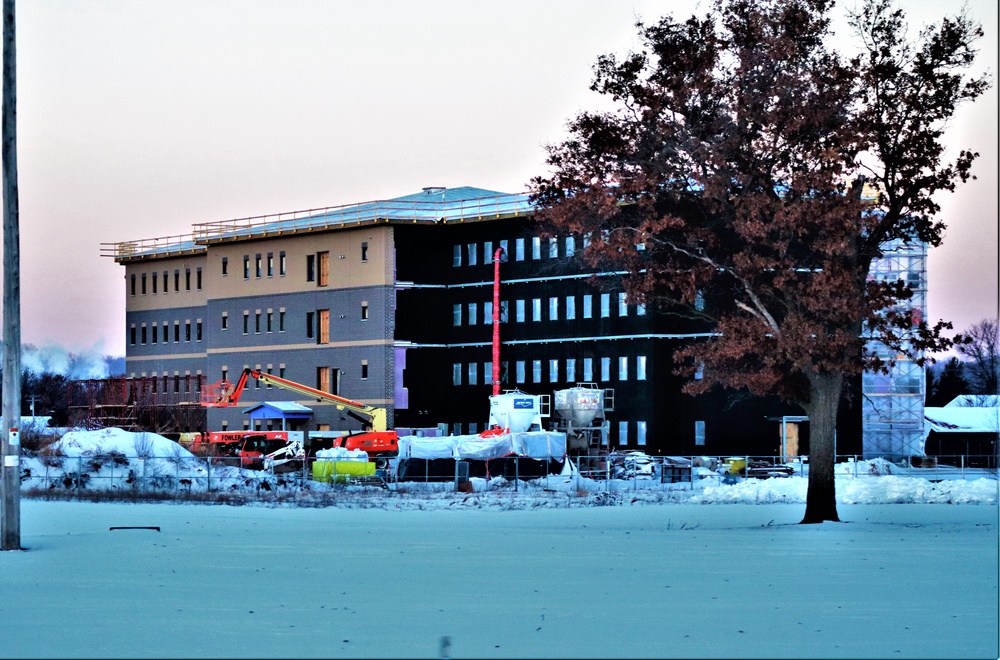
[317,367,331,396]
[317,309,330,344]
[317,251,329,287]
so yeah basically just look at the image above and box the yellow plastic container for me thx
[312,460,375,483]
[726,458,747,475]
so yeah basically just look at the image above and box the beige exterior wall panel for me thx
[206,226,395,300]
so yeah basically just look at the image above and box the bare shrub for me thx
[85,450,129,473]
[132,433,154,459]
[39,444,67,469]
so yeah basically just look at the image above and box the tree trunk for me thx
[800,371,843,524]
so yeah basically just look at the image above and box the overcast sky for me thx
[7,0,998,357]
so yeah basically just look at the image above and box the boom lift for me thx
[202,368,399,467]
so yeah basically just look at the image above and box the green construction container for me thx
[312,460,376,483]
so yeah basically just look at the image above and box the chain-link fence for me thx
[18,451,997,496]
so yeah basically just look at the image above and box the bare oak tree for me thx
[530,0,988,522]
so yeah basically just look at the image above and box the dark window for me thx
[151,325,158,343]
[152,273,157,294]
[185,268,191,291]
[140,326,147,344]
[130,274,136,296]
[361,242,368,262]
[196,320,202,341]
[185,321,191,342]
[196,267,202,290]
[141,273,147,295]
[306,311,315,339]
[243,256,250,279]
[306,254,315,282]
[222,257,228,276]
[266,253,273,277]
[255,254,262,278]
[174,322,180,343]
[279,251,286,276]
[243,312,249,334]
[174,270,180,291]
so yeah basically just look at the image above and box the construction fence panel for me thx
[15,453,998,496]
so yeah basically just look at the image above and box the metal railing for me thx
[190,194,533,243]
[99,234,203,260]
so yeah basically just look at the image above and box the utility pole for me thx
[1,0,21,551]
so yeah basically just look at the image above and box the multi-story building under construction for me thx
[101,185,885,458]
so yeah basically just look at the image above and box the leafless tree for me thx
[958,318,1000,395]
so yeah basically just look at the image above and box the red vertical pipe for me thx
[492,247,503,396]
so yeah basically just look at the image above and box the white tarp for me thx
[398,431,567,461]
[513,431,567,460]
[397,435,457,460]
[453,434,515,461]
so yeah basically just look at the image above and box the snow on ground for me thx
[0,501,996,659]
[0,429,996,658]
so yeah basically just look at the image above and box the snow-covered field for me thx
[0,500,996,659]
[1,429,997,659]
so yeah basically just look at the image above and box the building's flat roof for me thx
[103,186,533,262]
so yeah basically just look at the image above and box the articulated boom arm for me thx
[248,368,388,432]
[202,368,388,432]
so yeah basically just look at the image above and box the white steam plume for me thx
[15,343,113,379]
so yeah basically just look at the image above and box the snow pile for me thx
[839,456,903,476]
[687,473,997,505]
[314,447,368,461]
[48,427,194,458]
[838,475,1000,504]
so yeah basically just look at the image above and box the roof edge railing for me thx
[99,233,203,260]
[102,193,535,256]
[191,193,533,243]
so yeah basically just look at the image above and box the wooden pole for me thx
[1,0,21,551]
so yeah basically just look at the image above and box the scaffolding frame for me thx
[862,238,928,460]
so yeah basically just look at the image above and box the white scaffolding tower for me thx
[862,237,928,460]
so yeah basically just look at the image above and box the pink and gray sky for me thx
[8,0,998,358]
